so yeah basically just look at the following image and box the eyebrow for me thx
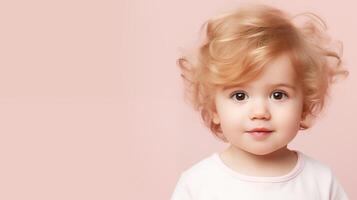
[223,83,297,91]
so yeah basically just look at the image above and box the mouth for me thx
[247,128,273,133]
[246,128,274,139]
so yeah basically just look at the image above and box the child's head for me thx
[177,5,348,149]
[212,52,305,155]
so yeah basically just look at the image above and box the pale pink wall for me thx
[0,0,355,200]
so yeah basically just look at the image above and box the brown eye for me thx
[271,91,288,100]
[232,92,248,101]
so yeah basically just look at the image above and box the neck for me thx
[230,145,292,162]
[220,145,297,176]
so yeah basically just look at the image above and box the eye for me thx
[231,91,248,101]
[271,90,288,100]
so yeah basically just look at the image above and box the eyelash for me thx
[230,90,289,101]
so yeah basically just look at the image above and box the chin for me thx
[246,148,277,156]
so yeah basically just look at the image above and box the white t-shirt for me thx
[170,150,349,200]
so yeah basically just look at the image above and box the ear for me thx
[212,113,220,124]
[299,111,310,130]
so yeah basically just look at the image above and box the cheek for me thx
[218,107,246,131]
[273,102,303,128]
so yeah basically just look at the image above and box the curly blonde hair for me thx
[177,4,348,141]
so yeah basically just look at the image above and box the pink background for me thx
[0,0,355,199]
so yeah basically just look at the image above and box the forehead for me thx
[222,53,300,91]
[261,53,298,82]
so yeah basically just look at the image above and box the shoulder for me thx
[298,151,349,199]
[299,151,334,177]
[171,153,224,200]
[299,151,332,172]
[298,151,340,189]
[179,153,222,185]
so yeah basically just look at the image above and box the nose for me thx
[249,98,271,120]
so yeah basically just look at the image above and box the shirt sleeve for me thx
[170,174,192,200]
[329,169,349,200]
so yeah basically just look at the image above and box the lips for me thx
[246,128,273,139]
[247,127,273,132]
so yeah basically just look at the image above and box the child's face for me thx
[213,53,304,155]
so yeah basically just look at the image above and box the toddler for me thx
[171,4,349,200]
